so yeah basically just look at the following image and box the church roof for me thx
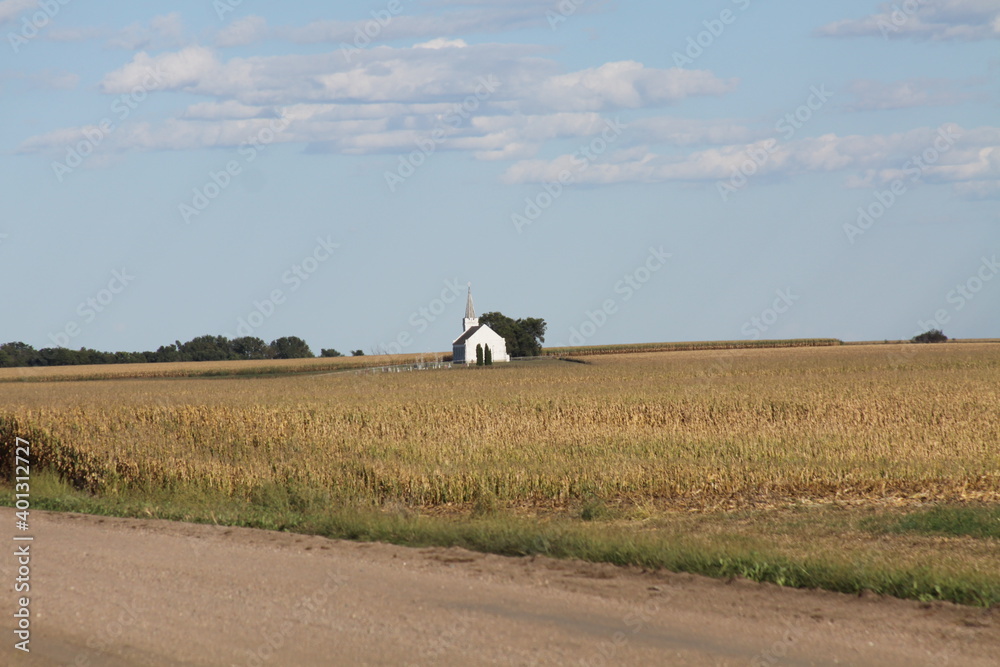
[453,324,483,345]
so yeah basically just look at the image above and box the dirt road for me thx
[1,508,996,666]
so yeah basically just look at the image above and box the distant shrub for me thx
[912,329,948,344]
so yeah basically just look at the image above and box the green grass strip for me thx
[863,504,1000,540]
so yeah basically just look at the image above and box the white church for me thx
[452,285,510,364]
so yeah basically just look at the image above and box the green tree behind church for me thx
[479,312,547,357]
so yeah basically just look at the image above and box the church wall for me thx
[465,328,509,363]
[453,325,510,363]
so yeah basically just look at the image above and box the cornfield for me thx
[0,352,449,383]
[1,343,999,510]
[543,338,843,356]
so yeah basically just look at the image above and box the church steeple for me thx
[463,283,479,330]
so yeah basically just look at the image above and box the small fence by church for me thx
[353,355,561,375]
[355,360,453,375]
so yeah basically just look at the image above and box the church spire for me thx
[463,283,479,330]
[465,283,475,320]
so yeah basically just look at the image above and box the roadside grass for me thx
[8,472,999,608]
[861,504,1000,540]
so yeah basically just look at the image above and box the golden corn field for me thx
[542,338,843,356]
[1,343,999,510]
[0,352,447,383]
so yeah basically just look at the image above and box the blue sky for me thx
[1,0,998,354]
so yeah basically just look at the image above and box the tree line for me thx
[0,311,547,368]
[0,335,351,368]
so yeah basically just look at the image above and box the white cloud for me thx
[106,13,186,50]
[99,44,514,105]
[0,0,35,24]
[628,117,756,146]
[817,0,1000,41]
[472,112,609,141]
[276,4,587,45]
[206,3,598,48]
[96,44,733,114]
[473,142,536,161]
[532,61,737,111]
[414,37,469,49]
[15,24,1000,203]
[39,13,186,46]
[501,125,1000,196]
[65,43,737,161]
[844,78,975,111]
[216,15,270,48]
[17,113,382,155]
[33,21,999,202]
[29,33,997,201]
[181,100,276,121]
[100,46,223,95]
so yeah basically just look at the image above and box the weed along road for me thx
[5,508,997,666]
